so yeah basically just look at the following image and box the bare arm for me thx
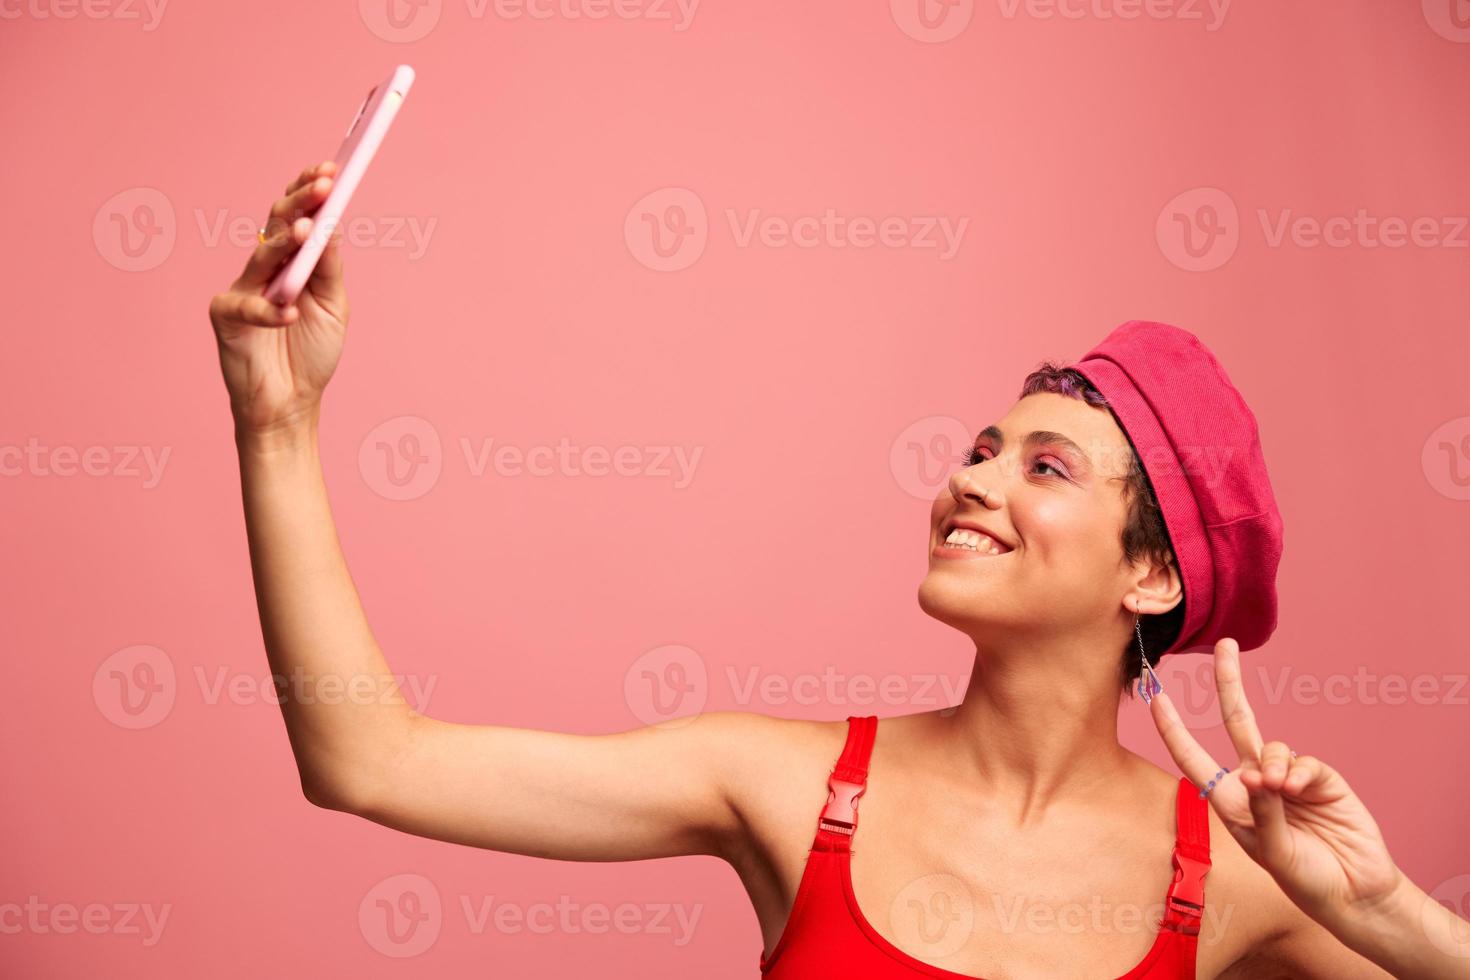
[213,162,750,865]
[1255,873,1470,980]
[1228,869,1470,975]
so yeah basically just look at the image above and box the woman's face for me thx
[917,392,1145,644]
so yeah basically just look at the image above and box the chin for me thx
[916,572,985,633]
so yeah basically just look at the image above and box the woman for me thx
[209,160,1469,978]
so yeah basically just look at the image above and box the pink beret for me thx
[1066,321,1284,657]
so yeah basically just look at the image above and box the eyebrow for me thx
[976,425,1093,471]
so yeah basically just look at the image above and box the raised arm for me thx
[210,162,752,864]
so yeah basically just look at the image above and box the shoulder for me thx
[679,710,855,824]
[685,710,859,883]
[701,710,857,791]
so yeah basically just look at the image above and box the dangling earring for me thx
[1135,606,1162,704]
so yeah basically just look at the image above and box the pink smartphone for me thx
[264,64,415,306]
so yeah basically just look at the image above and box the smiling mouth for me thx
[936,527,1011,556]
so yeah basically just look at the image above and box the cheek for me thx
[1023,497,1086,540]
[1019,499,1117,569]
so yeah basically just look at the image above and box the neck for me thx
[932,629,1134,822]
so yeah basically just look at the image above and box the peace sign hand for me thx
[1148,638,1404,930]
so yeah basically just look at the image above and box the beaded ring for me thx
[1198,767,1230,799]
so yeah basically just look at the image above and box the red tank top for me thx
[759,715,1212,979]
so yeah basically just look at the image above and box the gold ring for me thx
[257,226,268,245]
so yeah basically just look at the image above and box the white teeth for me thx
[944,528,999,554]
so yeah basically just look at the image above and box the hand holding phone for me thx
[263,64,415,306]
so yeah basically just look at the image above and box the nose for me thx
[949,462,1000,508]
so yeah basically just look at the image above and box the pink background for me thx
[4,1,1469,976]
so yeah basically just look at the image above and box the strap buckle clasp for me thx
[818,773,866,836]
[1163,849,1209,935]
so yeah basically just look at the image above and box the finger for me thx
[1243,776,1294,871]
[1149,691,1223,791]
[1214,638,1264,762]
[284,159,338,197]
[1259,740,1293,793]
[213,290,298,328]
[307,220,347,310]
[1281,753,1329,800]
[269,173,334,228]
[237,215,312,291]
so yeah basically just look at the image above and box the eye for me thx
[1033,456,1068,478]
[964,446,1070,479]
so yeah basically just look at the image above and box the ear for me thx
[1123,552,1183,617]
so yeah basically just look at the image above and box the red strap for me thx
[1162,776,1212,935]
[815,715,877,846]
